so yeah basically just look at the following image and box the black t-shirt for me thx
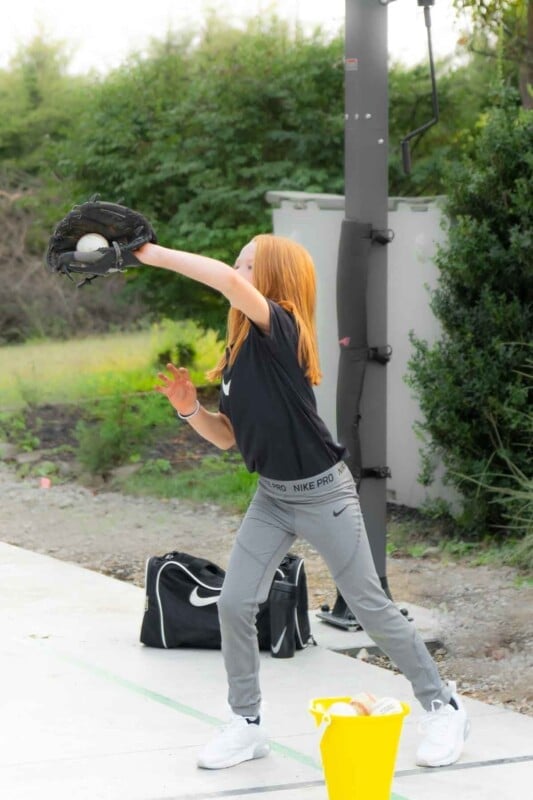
[219,300,345,480]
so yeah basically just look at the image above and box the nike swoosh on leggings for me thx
[333,504,350,517]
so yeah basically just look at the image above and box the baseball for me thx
[327,701,358,717]
[76,232,109,252]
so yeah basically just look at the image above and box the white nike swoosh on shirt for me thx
[222,378,231,396]
[271,626,287,655]
[189,587,220,607]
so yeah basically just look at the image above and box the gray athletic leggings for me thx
[218,461,452,717]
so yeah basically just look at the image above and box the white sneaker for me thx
[416,682,470,767]
[197,715,270,770]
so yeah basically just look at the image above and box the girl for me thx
[141,234,469,771]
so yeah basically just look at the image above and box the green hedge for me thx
[408,89,532,537]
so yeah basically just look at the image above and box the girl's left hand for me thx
[154,363,198,416]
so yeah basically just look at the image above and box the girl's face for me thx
[234,240,256,284]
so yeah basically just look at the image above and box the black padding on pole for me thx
[336,219,373,487]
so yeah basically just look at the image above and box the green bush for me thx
[407,89,532,537]
[75,393,173,475]
[150,318,204,368]
[456,358,532,555]
[0,410,39,451]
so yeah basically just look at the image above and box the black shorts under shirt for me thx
[218,300,345,481]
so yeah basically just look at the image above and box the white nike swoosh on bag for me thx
[271,626,287,655]
[189,587,220,607]
[222,378,231,396]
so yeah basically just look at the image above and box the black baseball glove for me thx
[46,198,157,286]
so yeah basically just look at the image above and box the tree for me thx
[42,15,498,332]
[454,0,533,107]
[48,17,346,331]
[0,36,89,172]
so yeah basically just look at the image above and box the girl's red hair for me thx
[207,234,322,385]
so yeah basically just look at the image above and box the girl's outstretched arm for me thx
[154,364,236,450]
[136,243,270,333]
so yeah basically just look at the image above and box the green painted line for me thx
[54,650,320,770]
[52,648,410,800]
[56,650,222,726]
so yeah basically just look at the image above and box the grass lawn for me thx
[122,453,259,515]
[0,324,223,408]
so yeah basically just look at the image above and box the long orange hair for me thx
[207,234,322,385]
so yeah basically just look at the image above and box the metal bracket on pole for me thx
[368,345,393,364]
[361,466,392,480]
[371,228,395,245]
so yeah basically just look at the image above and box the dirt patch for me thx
[20,387,222,471]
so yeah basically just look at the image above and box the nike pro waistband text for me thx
[259,462,349,498]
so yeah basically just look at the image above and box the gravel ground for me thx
[1,462,531,716]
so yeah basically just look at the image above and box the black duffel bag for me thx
[140,551,314,656]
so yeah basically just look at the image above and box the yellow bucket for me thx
[309,696,410,800]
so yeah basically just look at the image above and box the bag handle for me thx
[163,552,225,577]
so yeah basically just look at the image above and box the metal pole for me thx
[337,0,390,594]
